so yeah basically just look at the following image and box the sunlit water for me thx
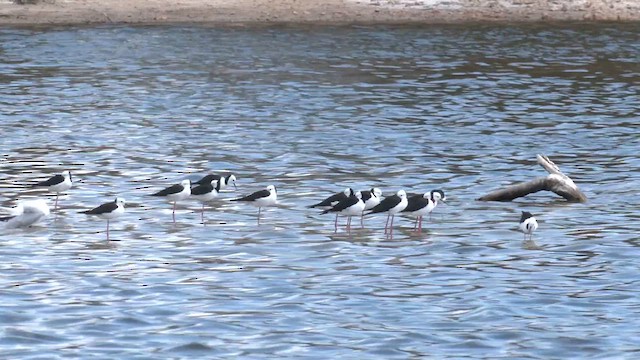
[0,24,639,358]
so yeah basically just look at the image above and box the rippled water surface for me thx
[0,24,639,358]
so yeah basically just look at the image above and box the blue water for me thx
[0,24,639,359]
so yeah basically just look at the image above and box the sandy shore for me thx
[0,0,638,25]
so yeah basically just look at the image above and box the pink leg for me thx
[384,213,391,233]
[347,216,352,233]
[413,217,418,231]
[389,215,395,235]
[418,216,423,233]
[361,212,365,228]
[258,207,261,225]
[54,194,59,210]
[201,203,205,224]
[334,213,339,232]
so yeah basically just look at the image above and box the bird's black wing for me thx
[321,196,359,214]
[151,184,184,196]
[231,189,270,202]
[81,201,118,215]
[360,190,372,202]
[403,195,428,212]
[368,195,400,214]
[195,174,221,186]
[33,174,64,187]
[309,192,348,208]
[191,183,213,196]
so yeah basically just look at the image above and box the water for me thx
[0,23,639,358]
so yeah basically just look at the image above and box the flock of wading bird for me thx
[1,170,539,241]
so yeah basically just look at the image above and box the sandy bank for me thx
[0,0,638,25]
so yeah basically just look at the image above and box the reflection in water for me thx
[0,24,639,359]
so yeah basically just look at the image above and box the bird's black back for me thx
[369,195,401,214]
[232,189,270,202]
[309,191,348,208]
[520,211,534,223]
[403,195,428,212]
[152,183,184,196]
[195,174,221,186]
[321,194,359,214]
[191,181,214,196]
[34,174,64,187]
[82,201,118,215]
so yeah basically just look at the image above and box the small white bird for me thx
[81,198,126,240]
[0,199,50,229]
[151,179,192,223]
[367,190,408,235]
[231,185,277,224]
[359,187,382,228]
[402,190,446,233]
[190,179,221,223]
[32,170,73,210]
[519,211,538,241]
[321,189,366,233]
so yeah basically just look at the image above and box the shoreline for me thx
[0,0,638,26]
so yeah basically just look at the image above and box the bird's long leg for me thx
[54,193,59,210]
[201,203,205,224]
[390,215,395,235]
[384,213,391,234]
[334,213,339,232]
[258,207,261,225]
[172,202,176,223]
[361,212,365,229]
[413,217,418,232]
[106,220,110,241]
[418,216,423,234]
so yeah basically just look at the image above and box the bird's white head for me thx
[431,190,446,203]
[115,197,126,206]
[181,179,191,188]
[343,188,351,196]
[226,174,238,190]
[355,191,363,199]
[397,190,407,198]
[63,170,72,182]
[267,185,277,194]
[372,188,382,198]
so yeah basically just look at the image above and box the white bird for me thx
[402,190,446,233]
[359,187,382,228]
[519,211,538,241]
[367,190,408,235]
[81,198,126,240]
[151,179,191,223]
[0,199,50,229]
[321,189,365,233]
[32,170,73,210]
[190,179,221,223]
[231,185,277,224]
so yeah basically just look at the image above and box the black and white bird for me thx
[231,185,277,224]
[519,211,538,241]
[190,179,221,223]
[321,188,365,233]
[359,187,382,228]
[308,188,350,208]
[151,179,191,223]
[367,190,408,235]
[0,199,50,229]
[402,190,446,233]
[80,198,125,240]
[194,174,237,191]
[32,170,73,210]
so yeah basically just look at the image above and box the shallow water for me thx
[0,23,639,358]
